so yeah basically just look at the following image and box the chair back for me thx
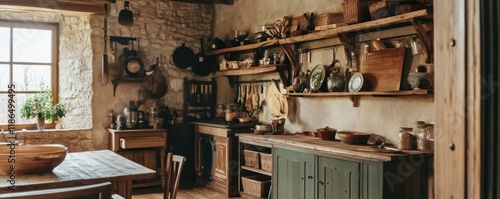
[0,182,113,199]
[164,152,186,199]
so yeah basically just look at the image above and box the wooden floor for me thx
[132,186,247,199]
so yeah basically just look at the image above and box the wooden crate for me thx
[241,175,271,198]
[243,150,260,169]
[341,0,379,24]
[259,152,272,172]
[369,1,393,20]
[314,12,346,31]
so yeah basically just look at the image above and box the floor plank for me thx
[132,186,247,199]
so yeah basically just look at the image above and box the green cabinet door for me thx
[361,161,383,199]
[273,147,315,199]
[318,157,360,199]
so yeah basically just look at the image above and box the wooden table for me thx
[0,150,156,199]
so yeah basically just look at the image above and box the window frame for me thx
[0,20,59,130]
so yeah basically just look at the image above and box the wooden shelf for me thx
[205,39,280,56]
[215,64,289,77]
[286,89,432,107]
[279,9,432,45]
[286,89,432,97]
[241,165,272,176]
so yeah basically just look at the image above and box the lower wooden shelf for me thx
[241,165,272,176]
[286,89,433,107]
[215,64,289,77]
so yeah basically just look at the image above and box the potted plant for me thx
[21,89,70,130]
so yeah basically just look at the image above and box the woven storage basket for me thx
[341,0,379,24]
[369,1,394,20]
[259,152,273,172]
[241,175,271,198]
[243,150,260,169]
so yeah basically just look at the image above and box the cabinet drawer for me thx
[120,136,165,149]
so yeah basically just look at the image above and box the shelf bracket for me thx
[349,95,360,107]
[227,76,239,88]
[338,33,357,62]
[281,44,299,80]
[278,71,289,87]
[411,19,433,63]
[111,79,118,97]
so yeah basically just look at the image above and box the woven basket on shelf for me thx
[241,175,271,198]
[341,0,379,24]
[369,1,392,20]
[243,150,260,169]
[259,152,273,172]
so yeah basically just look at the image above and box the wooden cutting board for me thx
[361,47,405,91]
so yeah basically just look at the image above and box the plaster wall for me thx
[214,0,435,144]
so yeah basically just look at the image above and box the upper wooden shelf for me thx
[279,9,432,45]
[215,64,288,77]
[205,39,280,56]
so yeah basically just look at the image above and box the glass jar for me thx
[225,104,238,122]
[415,121,434,151]
[398,127,415,150]
[215,104,225,119]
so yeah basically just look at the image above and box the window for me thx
[0,20,58,129]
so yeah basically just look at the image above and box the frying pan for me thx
[192,38,213,76]
[172,43,195,69]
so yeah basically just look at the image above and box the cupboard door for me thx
[273,147,315,199]
[318,157,360,199]
[214,136,228,180]
[361,162,383,199]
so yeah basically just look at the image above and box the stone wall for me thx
[0,0,215,151]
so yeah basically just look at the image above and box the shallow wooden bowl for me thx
[0,144,68,175]
[337,131,372,145]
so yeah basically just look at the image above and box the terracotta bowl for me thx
[0,144,68,175]
[337,131,372,145]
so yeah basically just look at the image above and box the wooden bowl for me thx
[337,131,372,145]
[0,144,68,174]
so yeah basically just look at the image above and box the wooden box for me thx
[243,150,260,169]
[290,15,309,36]
[369,1,393,20]
[314,12,346,31]
[241,175,271,198]
[259,152,273,172]
[395,4,426,15]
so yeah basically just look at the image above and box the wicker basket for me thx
[259,152,273,172]
[243,150,260,169]
[369,1,394,20]
[341,0,379,24]
[241,175,271,198]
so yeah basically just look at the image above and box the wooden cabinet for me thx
[272,146,430,199]
[193,123,243,197]
[273,147,315,199]
[108,129,167,188]
[317,156,360,199]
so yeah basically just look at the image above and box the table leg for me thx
[117,180,133,199]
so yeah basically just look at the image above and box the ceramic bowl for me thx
[337,131,371,145]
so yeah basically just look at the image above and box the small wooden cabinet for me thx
[213,136,229,189]
[273,147,315,199]
[108,129,167,188]
[317,156,360,199]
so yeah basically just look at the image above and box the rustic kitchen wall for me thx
[0,0,215,151]
[213,0,435,144]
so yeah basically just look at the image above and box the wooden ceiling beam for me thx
[0,0,114,14]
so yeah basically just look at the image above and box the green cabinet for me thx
[273,147,315,199]
[317,156,360,199]
[273,146,431,199]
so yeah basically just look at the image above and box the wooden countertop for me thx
[236,133,432,162]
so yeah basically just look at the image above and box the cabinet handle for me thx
[300,177,304,180]
[318,181,324,185]
[307,176,313,179]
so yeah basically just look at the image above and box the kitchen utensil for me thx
[232,30,248,41]
[348,72,364,93]
[192,38,213,76]
[252,85,259,111]
[337,131,372,145]
[124,41,144,78]
[143,57,167,98]
[196,84,201,103]
[316,126,337,140]
[118,1,133,26]
[172,43,195,69]
[245,85,252,112]
[309,65,326,92]
[361,47,405,91]
[190,84,196,103]
[270,118,286,135]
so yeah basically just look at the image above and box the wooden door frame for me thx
[435,0,481,198]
